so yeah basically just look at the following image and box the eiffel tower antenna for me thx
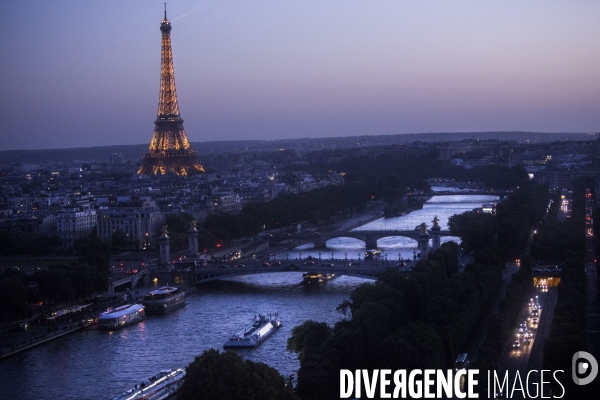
[137,8,205,176]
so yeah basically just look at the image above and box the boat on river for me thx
[98,304,146,330]
[142,286,186,315]
[365,249,381,260]
[112,368,186,400]
[302,272,335,285]
[223,313,281,348]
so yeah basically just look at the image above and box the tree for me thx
[47,234,63,253]
[0,276,30,322]
[287,320,332,355]
[448,210,497,252]
[78,237,111,273]
[165,213,195,234]
[111,229,128,251]
[35,268,75,304]
[163,213,197,251]
[178,349,297,400]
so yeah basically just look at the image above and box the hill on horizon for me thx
[0,131,591,165]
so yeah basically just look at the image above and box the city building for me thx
[109,153,124,164]
[55,203,97,249]
[96,208,164,249]
[208,192,240,214]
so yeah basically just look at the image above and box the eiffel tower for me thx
[138,6,205,176]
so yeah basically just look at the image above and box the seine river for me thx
[284,192,501,261]
[0,193,499,400]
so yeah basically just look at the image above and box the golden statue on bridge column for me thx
[432,215,439,228]
[419,222,428,234]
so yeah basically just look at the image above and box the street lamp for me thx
[345,252,347,260]
[318,252,321,260]
[331,252,334,260]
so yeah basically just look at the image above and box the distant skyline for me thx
[1,0,599,151]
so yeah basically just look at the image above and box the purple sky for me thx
[1,1,599,150]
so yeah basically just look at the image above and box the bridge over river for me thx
[270,229,453,248]
[408,190,513,197]
[194,260,406,283]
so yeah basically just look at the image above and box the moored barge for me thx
[142,286,186,315]
[98,304,146,330]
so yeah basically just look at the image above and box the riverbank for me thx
[0,321,95,361]
[0,293,131,360]
[336,207,386,231]
[0,283,200,362]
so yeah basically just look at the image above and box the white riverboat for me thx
[223,313,282,348]
[142,286,186,315]
[98,304,146,330]
[112,368,186,400]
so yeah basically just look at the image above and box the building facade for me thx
[96,208,164,249]
[55,205,97,249]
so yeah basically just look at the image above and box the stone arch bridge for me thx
[270,229,453,249]
[408,190,512,197]
[193,262,397,283]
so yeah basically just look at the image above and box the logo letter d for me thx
[572,351,598,385]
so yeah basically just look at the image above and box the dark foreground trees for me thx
[0,231,62,255]
[0,236,113,323]
[179,349,298,400]
[448,210,497,252]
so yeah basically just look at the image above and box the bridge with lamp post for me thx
[269,228,453,249]
[407,189,512,197]
[193,261,400,283]
[143,218,451,286]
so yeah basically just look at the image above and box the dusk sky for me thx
[1,1,599,150]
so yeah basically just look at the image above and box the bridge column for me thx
[430,225,441,251]
[313,236,327,249]
[417,232,429,258]
[159,232,170,269]
[365,234,378,249]
[188,226,198,257]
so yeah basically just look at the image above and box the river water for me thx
[0,193,499,400]
[284,193,501,262]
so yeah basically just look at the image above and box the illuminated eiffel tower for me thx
[138,6,205,176]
